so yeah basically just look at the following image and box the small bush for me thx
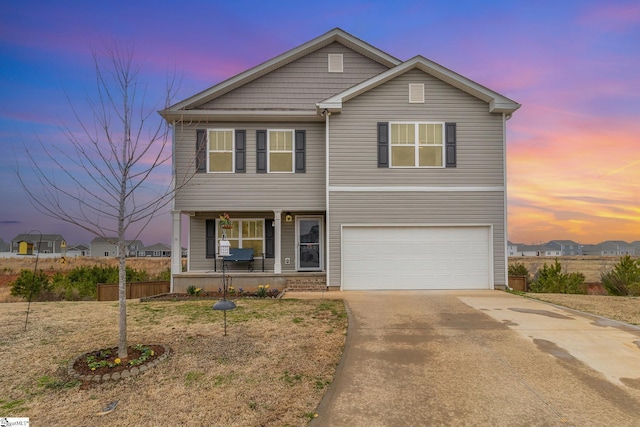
[601,255,640,296]
[186,285,202,296]
[529,259,585,294]
[508,262,530,283]
[10,269,51,300]
[154,267,171,281]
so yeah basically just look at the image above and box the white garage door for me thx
[341,226,492,290]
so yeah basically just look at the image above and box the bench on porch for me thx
[215,248,265,272]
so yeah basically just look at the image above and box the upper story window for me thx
[208,129,234,172]
[390,122,444,167]
[268,130,294,173]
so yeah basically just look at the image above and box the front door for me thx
[297,216,323,271]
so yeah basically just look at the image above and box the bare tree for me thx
[17,44,179,358]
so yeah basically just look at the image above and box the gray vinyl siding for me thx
[200,43,389,111]
[174,122,325,211]
[328,192,506,288]
[329,69,505,187]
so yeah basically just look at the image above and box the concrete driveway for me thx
[305,290,640,426]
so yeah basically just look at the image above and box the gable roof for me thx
[160,28,400,120]
[142,243,171,252]
[12,233,65,243]
[317,55,520,114]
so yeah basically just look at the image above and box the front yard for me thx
[0,297,347,426]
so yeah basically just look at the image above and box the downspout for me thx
[323,109,331,290]
[503,112,511,291]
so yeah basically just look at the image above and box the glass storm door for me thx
[297,217,322,271]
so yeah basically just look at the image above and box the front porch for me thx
[172,271,328,293]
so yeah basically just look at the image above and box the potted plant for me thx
[219,213,233,229]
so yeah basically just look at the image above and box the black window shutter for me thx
[445,122,457,168]
[196,129,207,173]
[265,219,274,258]
[256,130,267,173]
[235,130,246,173]
[295,130,306,173]
[377,122,389,168]
[206,219,216,259]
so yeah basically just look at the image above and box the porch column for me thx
[273,210,282,274]
[170,210,182,293]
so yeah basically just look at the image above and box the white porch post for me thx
[170,210,182,293]
[273,210,282,274]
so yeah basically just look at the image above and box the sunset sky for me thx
[1,0,638,246]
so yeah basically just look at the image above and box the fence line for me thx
[97,281,169,301]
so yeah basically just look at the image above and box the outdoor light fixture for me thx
[285,212,293,222]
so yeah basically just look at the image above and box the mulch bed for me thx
[69,344,170,383]
[141,291,280,301]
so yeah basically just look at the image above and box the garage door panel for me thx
[342,226,491,290]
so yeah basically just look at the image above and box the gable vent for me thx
[328,54,343,73]
[409,83,425,103]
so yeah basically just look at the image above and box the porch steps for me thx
[285,276,327,292]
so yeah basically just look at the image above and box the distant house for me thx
[138,243,171,257]
[11,233,66,254]
[546,240,582,256]
[507,241,520,257]
[583,241,635,256]
[632,241,640,255]
[90,237,144,257]
[0,238,9,252]
[66,244,90,257]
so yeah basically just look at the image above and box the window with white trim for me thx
[208,129,234,172]
[390,122,444,167]
[217,219,265,255]
[268,130,294,173]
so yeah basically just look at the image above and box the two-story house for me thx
[11,233,66,254]
[161,28,520,292]
[90,237,144,257]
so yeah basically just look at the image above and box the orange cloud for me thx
[507,106,640,244]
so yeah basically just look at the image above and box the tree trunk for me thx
[118,239,127,359]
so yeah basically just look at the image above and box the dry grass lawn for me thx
[525,293,640,326]
[0,297,347,426]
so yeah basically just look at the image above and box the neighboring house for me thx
[515,244,543,257]
[66,244,90,257]
[545,240,582,256]
[11,233,66,254]
[91,237,144,257]
[507,241,520,257]
[583,241,635,256]
[160,28,520,291]
[138,243,171,257]
[0,238,9,252]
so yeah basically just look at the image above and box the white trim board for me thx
[329,186,504,192]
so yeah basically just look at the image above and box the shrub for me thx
[529,259,586,294]
[10,269,51,300]
[601,255,640,296]
[155,267,171,281]
[508,262,530,283]
[186,285,202,296]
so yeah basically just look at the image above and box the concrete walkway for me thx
[302,290,640,426]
